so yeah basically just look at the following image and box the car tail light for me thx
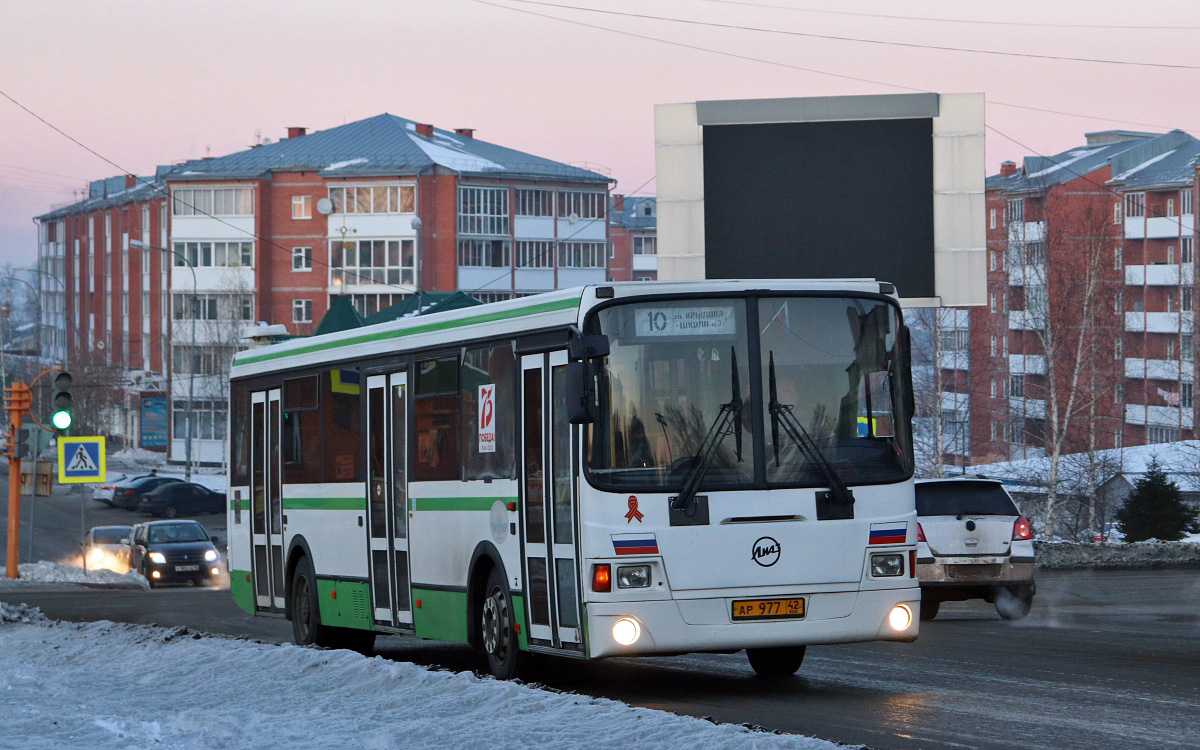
[592,564,611,592]
[917,523,926,543]
[1013,516,1032,541]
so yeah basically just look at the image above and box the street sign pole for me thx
[4,382,31,579]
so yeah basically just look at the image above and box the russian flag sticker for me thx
[612,533,659,556]
[869,522,908,545]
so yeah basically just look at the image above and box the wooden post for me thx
[4,383,29,579]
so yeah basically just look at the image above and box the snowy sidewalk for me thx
[0,603,845,750]
[0,562,148,589]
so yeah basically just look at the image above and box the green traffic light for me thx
[51,410,72,430]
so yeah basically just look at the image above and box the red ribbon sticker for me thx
[625,495,644,523]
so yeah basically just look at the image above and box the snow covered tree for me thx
[1114,459,1194,542]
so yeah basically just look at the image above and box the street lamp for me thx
[131,239,195,481]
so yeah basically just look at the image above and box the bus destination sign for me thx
[634,305,736,338]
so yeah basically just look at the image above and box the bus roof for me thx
[229,278,890,379]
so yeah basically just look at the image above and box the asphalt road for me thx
[4,568,1197,749]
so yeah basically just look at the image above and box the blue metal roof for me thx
[609,196,656,230]
[165,114,611,185]
[36,176,162,221]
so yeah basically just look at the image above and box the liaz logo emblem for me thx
[751,536,780,567]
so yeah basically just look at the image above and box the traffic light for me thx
[50,371,73,431]
[15,426,34,459]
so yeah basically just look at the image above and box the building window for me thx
[1009,375,1024,398]
[515,189,553,217]
[557,241,605,268]
[172,241,253,268]
[990,293,997,314]
[457,238,511,268]
[1114,337,1123,359]
[1115,291,1123,314]
[633,236,657,255]
[558,191,605,220]
[989,249,997,271]
[1024,241,1046,266]
[990,379,997,398]
[340,293,406,318]
[172,187,254,216]
[1168,339,1176,360]
[473,292,513,304]
[1184,336,1194,361]
[1125,192,1145,218]
[515,240,553,268]
[1182,237,1193,264]
[293,299,313,324]
[329,185,415,215]
[458,187,509,235]
[1114,202,1122,224]
[1114,428,1123,448]
[989,208,996,230]
[172,399,227,440]
[1184,383,1194,409]
[1168,245,1176,265]
[1114,247,1123,270]
[1148,425,1179,444]
[1183,189,1194,216]
[1006,198,1023,224]
[331,238,416,285]
[172,345,238,376]
[292,246,312,271]
[292,195,312,220]
[990,335,997,357]
[172,294,218,321]
[1184,288,1193,312]
[1167,292,1175,313]
[1167,198,1176,218]
[240,296,253,321]
[1114,382,1123,404]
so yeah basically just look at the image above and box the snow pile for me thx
[1036,540,1200,570]
[0,562,149,589]
[110,447,167,465]
[0,601,46,624]
[0,617,842,750]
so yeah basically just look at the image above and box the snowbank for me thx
[0,606,842,750]
[0,562,149,589]
[1035,540,1200,570]
[110,447,167,466]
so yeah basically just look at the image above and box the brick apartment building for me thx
[935,129,1200,468]
[36,114,613,466]
[607,194,657,281]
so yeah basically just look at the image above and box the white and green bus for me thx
[226,280,920,678]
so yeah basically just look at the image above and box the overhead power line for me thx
[470,0,1200,133]
[497,0,1200,70]
[692,0,1200,31]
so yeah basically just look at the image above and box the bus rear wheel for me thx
[290,556,375,654]
[480,566,523,679]
[746,645,806,677]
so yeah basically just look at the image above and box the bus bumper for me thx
[586,587,920,658]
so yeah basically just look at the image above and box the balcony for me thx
[1125,263,1193,286]
[1125,215,1194,240]
[1124,357,1193,382]
[1124,311,1192,333]
[938,351,969,371]
[1009,354,1045,375]
[632,254,658,272]
[1125,403,1193,430]
[940,392,969,413]
[1009,310,1045,331]
[1007,220,1046,244]
[1008,396,1046,418]
[938,308,970,329]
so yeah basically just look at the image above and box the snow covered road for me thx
[0,602,842,750]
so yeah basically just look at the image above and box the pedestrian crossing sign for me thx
[57,436,106,484]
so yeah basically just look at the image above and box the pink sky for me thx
[2,0,1197,268]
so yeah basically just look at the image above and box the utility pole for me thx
[4,382,30,578]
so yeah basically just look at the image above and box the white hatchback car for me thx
[914,478,1035,621]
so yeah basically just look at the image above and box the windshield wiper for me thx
[671,347,743,512]
[767,351,854,510]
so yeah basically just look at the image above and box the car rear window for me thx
[916,482,1019,516]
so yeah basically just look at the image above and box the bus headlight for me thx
[888,604,913,631]
[616,565,650,589]
[871,553,904,577]
[612,617,642,646]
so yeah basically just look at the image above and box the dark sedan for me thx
[128,520,222,588]
[137,482,225,518]
[114,476,182,510]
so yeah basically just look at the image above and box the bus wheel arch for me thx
[466,542,506,651]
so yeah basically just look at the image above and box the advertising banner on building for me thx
[140,394,169,449]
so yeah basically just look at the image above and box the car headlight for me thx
[148,551,166,564]
[871,553,904,577]
[204,550,218,562]
[88,548,105,563]
[616,565,651,589]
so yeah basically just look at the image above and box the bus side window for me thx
[323,369,363,482]
[414,356,461,482]
[461,342,516,480]
[283,374,321,483]
[230,382,250,487]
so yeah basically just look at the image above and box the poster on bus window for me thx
[478,385,496,453]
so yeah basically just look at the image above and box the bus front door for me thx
[251,388,285,611]
[366,372,412,630]
[520,351,582,651]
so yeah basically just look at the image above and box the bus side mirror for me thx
[565,361,596,424]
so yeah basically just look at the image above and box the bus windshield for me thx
[586,295,912,491]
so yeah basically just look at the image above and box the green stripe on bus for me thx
[233,295,582,366]
[412,588,469,644]
[412,496,518,512]
[282,497,366,511]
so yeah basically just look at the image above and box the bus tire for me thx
[746,645,805,677]
[920,600,940,621]
[290,556,377,655]
[480,566,523,679]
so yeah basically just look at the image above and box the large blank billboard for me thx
[654,93,985,307]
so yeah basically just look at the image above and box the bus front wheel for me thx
[746,645,806,678]
[480,566,523,679]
